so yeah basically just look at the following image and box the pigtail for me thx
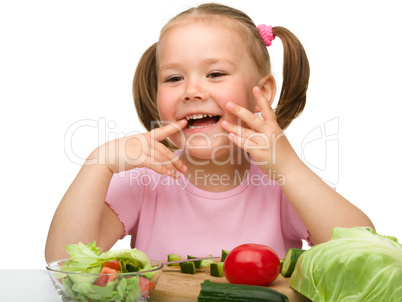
[132,43,176,150]
[272,27,310,130]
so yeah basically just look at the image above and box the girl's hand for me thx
[221,87,299,178]
[92,119,188,177]
[222,87,376,245]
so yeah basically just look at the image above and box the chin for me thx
[182,138,239,165]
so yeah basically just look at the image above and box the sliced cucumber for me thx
[187,255,202,269]
[179,261,196,274]
[281,248,305,277]
[221,249,230,262]
[68,265,102,284]
[210,262,224,277]
[167,254,181,267]
[187,254,214,268]
[200,254,214,268]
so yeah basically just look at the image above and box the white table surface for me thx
[0,269,60,302]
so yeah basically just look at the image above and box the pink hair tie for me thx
[257,24,275,47]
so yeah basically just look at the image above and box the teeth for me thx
[185,114,213,120]
[188,123,216,129]
[184,114,219,129]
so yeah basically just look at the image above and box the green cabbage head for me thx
[289,227,402,301]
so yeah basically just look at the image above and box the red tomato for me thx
[138,276,155,298]
[102,260,121,271]
[223,243,280,286]
[95,267,119,287]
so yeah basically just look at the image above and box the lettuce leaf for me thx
[61,242,151,273]
[62,275,141,302]
[61,242,103,272]
[100,248,152,273]
[289,227,402,301]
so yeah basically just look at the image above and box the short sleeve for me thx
[280,190,313,247]
[105,169,144,238]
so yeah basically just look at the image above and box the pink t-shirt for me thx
[105,159,310,260]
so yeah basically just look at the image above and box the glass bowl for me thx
[46,259,163,302]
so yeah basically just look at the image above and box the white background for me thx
[1,0,401,269]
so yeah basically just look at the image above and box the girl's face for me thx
[157,21,262,160]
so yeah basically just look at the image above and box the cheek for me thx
[246,90,257,113]
[226,80,255,107]
[220,85,256,115]
[156,90,170,121]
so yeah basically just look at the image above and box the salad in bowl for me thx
[46,242,163,302]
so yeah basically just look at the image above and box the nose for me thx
[183,78,208,102]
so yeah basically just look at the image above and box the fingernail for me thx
[255,86,261,93]
[227,102,235,109]
[221,120,228,126]
[182,164,188,172]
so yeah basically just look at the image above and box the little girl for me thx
[45,3,374,261]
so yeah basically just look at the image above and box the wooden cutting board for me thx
[149,266,310,302]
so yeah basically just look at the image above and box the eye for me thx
[165,75,183,82]
[207,71,226,78]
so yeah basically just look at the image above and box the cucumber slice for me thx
[167,254,181,267]
[187,255,202,269]
[200,254,214,268]
[68,265,102,284]
[210,262,224,277]
[221,249,230,262]
[281,248,305,277]
[179,261,196,274]
[187,254,214,268]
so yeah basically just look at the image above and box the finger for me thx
[140,152,182,178]
[221,120,256,138]
[140,156,171,176]
[253,87,277,122]
[172,157,187,174]
[159,149,188,174]
[228,132,259,152]
[226,102,266,131]
[229,130,271,151]
[151,119,187,142]
[157,142,187,173]
[148,143,188,174]
[222,118,271,146]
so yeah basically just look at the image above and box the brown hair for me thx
[133,3,309,149]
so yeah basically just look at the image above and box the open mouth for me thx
[185,114,221,129]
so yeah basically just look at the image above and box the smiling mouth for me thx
[185,114,221,129]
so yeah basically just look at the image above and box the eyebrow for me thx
[202,57,236,67]
[159,57,236,73]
